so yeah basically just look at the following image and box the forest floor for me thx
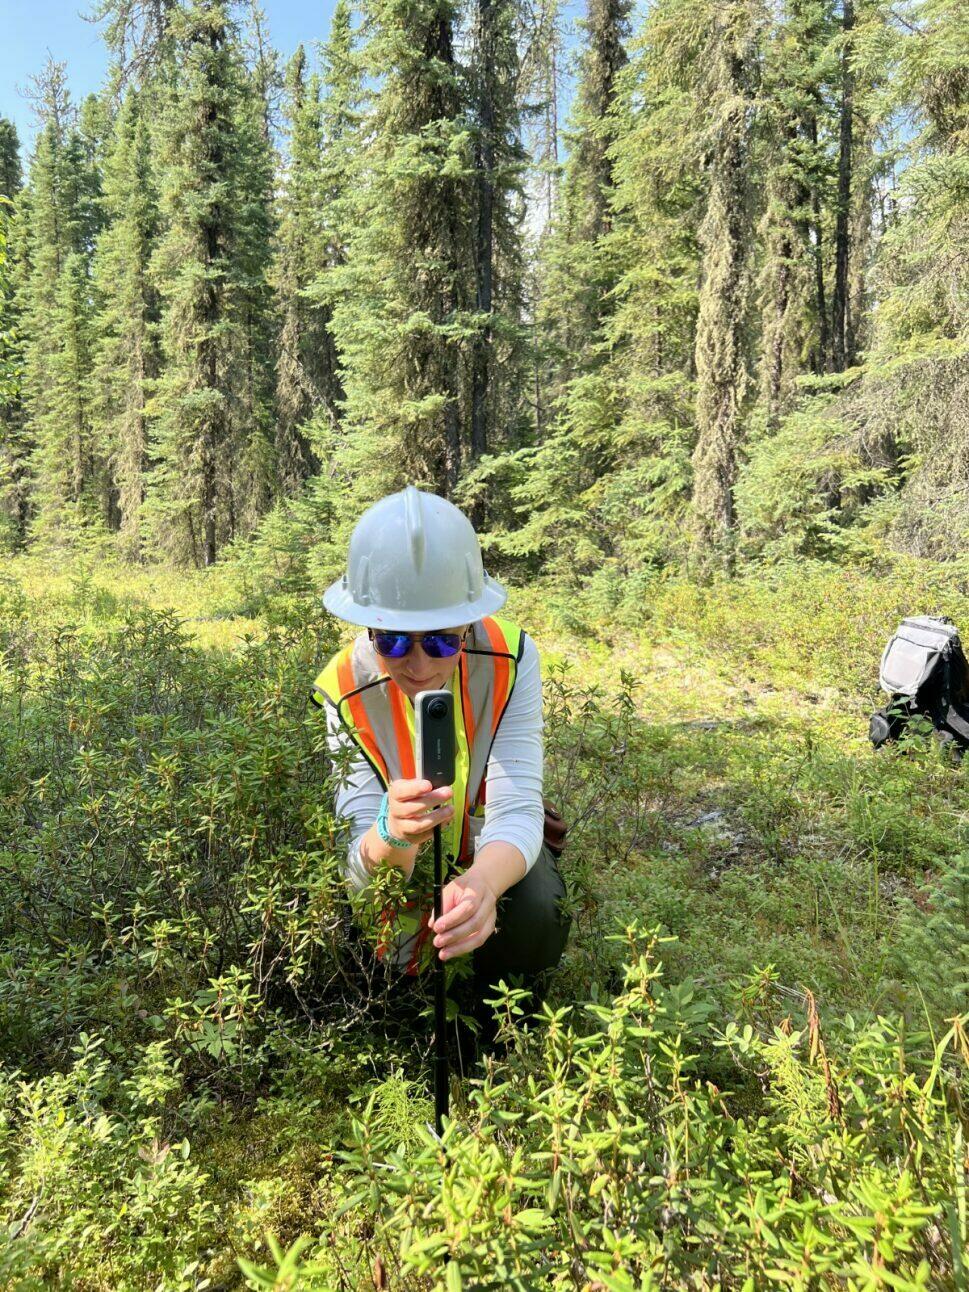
[12,550,960,1026]
[1,551,966,1288]
[10,549,962,1024]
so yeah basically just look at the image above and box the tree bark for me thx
[429,6,463,497]
[690,40,751,568]
[831,0,854,371]
[767,239,791,429]
[808,112,829,373]
[470,0,495,466]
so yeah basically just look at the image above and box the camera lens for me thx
[429,699,448,720]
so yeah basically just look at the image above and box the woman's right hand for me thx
[387,778,454,848]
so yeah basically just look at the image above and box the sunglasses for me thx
[368,628,468,659]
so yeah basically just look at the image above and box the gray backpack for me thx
[870,615,969,754]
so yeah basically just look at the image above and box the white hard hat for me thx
[323,485,508,630]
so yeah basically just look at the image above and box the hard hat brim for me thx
[322,573,508,630]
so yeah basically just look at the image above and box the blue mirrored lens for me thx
[373,632,412,658]
[421,633,462,658]
[372,631,463,659]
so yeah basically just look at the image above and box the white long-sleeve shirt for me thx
[324,633,545,894]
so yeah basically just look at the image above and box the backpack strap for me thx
[940,704,969,747]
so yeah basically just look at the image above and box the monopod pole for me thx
[432,823,448,1139]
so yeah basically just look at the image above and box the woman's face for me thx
[374,624,471,701]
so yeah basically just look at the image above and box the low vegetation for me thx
[0,554,965,1289]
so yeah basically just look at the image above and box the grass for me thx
[0,550,966,1287]
[5,549,965,1023]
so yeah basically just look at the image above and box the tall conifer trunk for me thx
[203,19,223,566]
[809,112,829,372]
[767,237,791,429]
[690,17,754,565]
[430,5,464,495]
[831,0,854,371]
[470,0,496,466]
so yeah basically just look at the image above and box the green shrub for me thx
[0,1035,217,1290]
[1,557,967,1288]
[0,591,358,1082]
[244,927,968,1290]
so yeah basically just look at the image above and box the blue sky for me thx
[2,1,341,151]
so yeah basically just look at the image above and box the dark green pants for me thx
[469,841,571,984]
[462,842,571,1054]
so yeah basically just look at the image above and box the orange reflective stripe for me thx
[338,650,390,785]
[459,650,476,755]
[388,681,416,780]
[480,617,511,733]
[457,652,475,863]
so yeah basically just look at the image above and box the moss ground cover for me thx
[0,555,965,1289]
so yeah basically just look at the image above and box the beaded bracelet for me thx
[376,791,411,849]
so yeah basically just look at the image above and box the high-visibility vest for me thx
[311,615,526,974]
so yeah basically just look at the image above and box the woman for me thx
[311,485,571,1048]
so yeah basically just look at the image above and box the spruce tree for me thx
[498,0,704,587]
[0,121,26,546]
[230,57,277,533]
[242,0,281,141]
[0,197,16,402]
[0,121,21,199]
[690,0,762,564]
[29,251,100,536]
[273,44,341,495]
[18,66,108,543]
[316,0,361,281]
[255,0,364,570]
[72,94,111,253]
[870,0,967,357]
[147,0,275,565]
[88,0,178,85]
[488,0,633,583]
[517,0,565,231]
[757,0,838,425]
[535,0,632,398]
[327,0,472,501]
[92,88,160,557]
[564,0,631,246]
[830,0,854,371]
[466,0,530,493]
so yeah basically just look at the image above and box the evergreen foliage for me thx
[0,0,958,568]
[465,0,531,497]
[0,119,22,199]
[146,0,275,565]
[92,88,161,557]
[534,0,630,394]
[273,42,345,496]
[757,0,838,423]
[327,0,472,502]
[16,72,108,546]
[0,121,26,547]
[689,0,762,567]
[1,0,968,1279]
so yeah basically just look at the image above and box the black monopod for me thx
[414,688,457,1139]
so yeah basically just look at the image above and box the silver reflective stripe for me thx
[466,619,503,808]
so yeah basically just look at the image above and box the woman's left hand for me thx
[428,866,498,960]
